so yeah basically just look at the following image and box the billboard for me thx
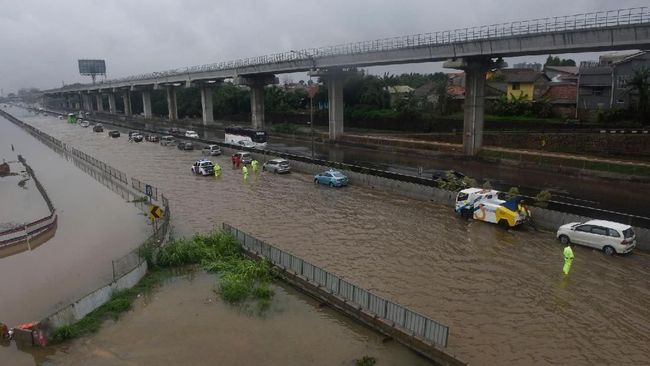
[78,59,106,75]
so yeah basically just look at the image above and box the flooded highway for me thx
[0,113,150,363]
[11,107,650,365]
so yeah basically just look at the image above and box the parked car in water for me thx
[236,140,257,148]
[79,120,90,128]
[160,135,176,146]
[314,169,349,187]
[108,130,120,138]
[170,127,182,136]
[556,220,636,255]
[132,134,144,142]
[177,142,194,151]
[157,128,171,135]
[202,144,222,156]
[145,134,160,142]
[58,115,64,120]
[191,159,215,176]
[185,130,199,138]
[262,158,291,174]
[93,124,104,132]
[232,152,252,164]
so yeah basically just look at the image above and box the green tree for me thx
[545,55,576,67]
[626,67,650,122]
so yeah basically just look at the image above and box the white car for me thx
[191,159,215,176]
[185,130,199,138]
[556,220,636,255]
[202,144,222,156]
[262,158,291,174]
[237,140,257,148]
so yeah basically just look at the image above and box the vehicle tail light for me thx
[621,239,631,245]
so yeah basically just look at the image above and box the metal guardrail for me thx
[51,7,649,91]
[222,223,450,347]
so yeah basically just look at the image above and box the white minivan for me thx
[556,219,636,255]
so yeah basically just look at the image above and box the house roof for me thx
[500,69,550,83]
[543,66,578,75]
[385,85,414,94]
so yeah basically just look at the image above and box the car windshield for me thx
[623,228,635,238]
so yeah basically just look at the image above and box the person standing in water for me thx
[563,242,574,275]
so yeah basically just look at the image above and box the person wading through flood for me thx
[563,242,574,275]
[235,154,241,169]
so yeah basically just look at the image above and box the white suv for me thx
[185,130,199,138]
[556,219,636,255]
[191,159,215,176]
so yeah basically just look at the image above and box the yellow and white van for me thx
[455,188,528,228]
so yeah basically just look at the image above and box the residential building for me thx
[496,69,550,101]
[385,85,415,106]
[577,50,650,112]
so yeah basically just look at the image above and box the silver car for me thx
[202,144,222,156]
[160,135,176,146]
[262,158,291,174]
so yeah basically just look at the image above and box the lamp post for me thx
[291,50,317,160]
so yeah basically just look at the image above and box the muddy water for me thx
[38,272,432,366]
[0,161,50,225]
[0,115,150,330]
[16,107,650,365]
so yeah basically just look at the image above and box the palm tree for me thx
[626,67,650,121]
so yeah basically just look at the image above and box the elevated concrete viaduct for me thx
[44,8,650,155]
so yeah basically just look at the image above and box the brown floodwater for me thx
[0,114,150,333]
[37,272,433,366]
[10,106,650,365]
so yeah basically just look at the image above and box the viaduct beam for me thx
[234,75,279,129]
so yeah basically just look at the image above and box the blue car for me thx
[314,170,349,187]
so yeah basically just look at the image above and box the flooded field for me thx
[10,107,650,365]
[0,115,150,335]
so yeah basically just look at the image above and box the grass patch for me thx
[154,231,274,305]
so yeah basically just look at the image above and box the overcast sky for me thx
[0,0,646,94]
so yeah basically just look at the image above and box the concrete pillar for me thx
[142,90,153,118]
[200,86,214,125]
[95,94,104,112]
[166,86,178,121]
[234,75,278,129]
[462,60,490,156]
[108,93,117,114]
[327,77,345,140]
[250,85,264,129]
[444,56,496,156]
[122,91,132,116]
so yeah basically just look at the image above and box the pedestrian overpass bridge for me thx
[43,7,650,155]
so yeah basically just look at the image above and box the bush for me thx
[535,189,552,208]
[356,356,377,366]
[506,187,520,200]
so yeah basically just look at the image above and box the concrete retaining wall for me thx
[44,261,147,329]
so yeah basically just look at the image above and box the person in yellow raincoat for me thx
[213,163,221,177]
[251,159,259,173]
[563,242,574,275]
[242,165,248,179]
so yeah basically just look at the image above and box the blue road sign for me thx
[145,184,153,198]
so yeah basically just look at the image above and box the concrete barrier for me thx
[44,261,147,329]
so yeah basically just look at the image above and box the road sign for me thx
[145,184,153,198]
[148,204,163,220]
